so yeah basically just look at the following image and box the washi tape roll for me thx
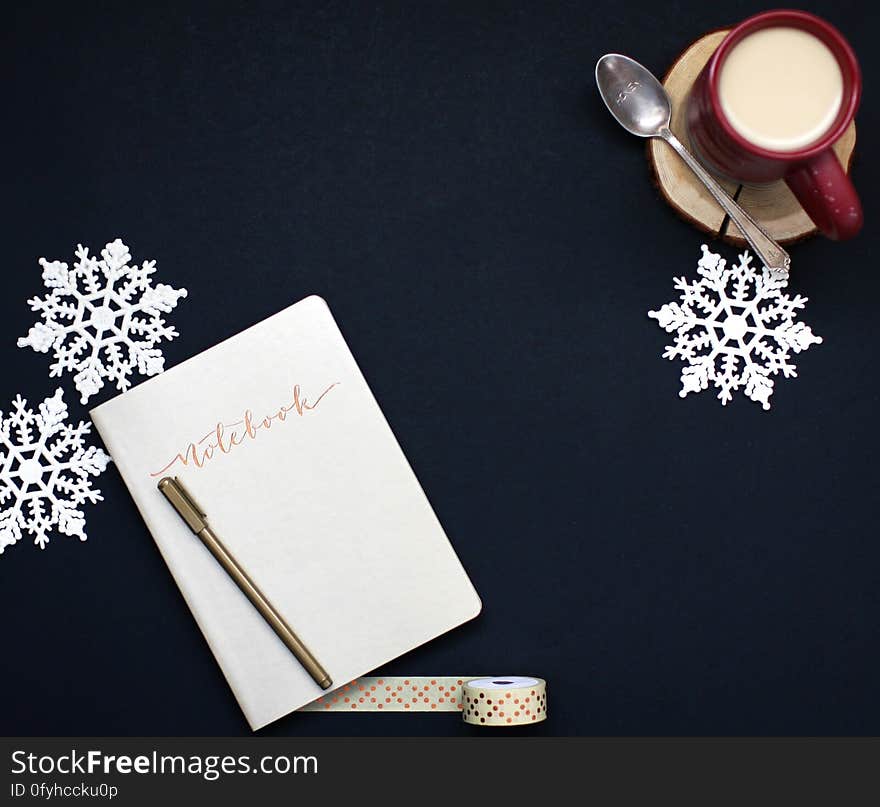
[300,676,547,726]
[462,677,546,726]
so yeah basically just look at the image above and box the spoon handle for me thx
[660,129,790,273]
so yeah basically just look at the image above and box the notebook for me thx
[90,296,481,730]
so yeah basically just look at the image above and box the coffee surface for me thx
[718,26,843,152]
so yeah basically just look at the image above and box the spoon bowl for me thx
[595,53,672,138]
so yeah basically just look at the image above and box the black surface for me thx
[1,0,878,736]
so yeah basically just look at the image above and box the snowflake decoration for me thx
[648,245,822,410]
[0,388,110,555]
[18,239,187,404]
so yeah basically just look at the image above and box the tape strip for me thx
[300,676,547,726]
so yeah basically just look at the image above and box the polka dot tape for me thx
[300,676,547,727]
[461,677,547,726]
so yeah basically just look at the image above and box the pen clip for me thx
[157,475,208,534]
[173,476,206,519]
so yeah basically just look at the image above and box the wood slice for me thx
[648,29,857,245]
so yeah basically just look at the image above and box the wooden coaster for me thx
[648,29,857,245]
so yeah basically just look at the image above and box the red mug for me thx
[687,9,862,240]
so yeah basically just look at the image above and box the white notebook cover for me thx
[90,296,481,730]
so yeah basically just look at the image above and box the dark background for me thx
[1,0,878,736]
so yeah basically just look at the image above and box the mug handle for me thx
[784,150,863,241]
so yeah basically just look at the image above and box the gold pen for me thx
[157,476,332,690]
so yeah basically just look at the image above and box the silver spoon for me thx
[595,53,790,273]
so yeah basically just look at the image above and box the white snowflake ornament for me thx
[18,239,187,404]
[0,388,110,554]
[649,245,822,410]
